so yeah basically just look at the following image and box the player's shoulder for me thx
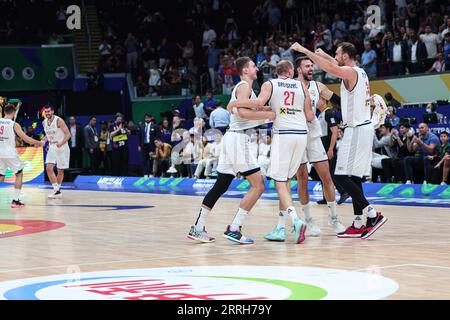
[235,80,249,88]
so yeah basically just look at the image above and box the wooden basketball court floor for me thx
[1,186,450,300]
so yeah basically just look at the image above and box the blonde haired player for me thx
[0,104,44,208]
[41,104,71,199]
[229,60,315,244]
[290,42,387,239]
[188,57,276,244]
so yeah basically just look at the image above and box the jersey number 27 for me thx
[284,91,295,106]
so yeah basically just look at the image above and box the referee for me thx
[315,97,349,205]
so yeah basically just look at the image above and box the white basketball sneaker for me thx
[48,190,62,199]
[329,215,346,234]
[305,217,321,237]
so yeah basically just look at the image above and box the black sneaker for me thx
[223,225,254,244]
[361,212,387,239]
[48,190,62,199]
[11,200,25,208]
[337,193,350,205]
[316,198,327,205]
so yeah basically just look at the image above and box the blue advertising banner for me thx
[74,176,450,208]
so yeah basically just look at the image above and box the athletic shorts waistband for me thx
[273,129,307,135]
[343,121,372,129]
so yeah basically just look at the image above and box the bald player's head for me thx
[276,60,294,78]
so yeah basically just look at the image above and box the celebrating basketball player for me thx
[0,104,44,208]
[260,60,314,243]
[41,104,71,199]
[188,57,276,244]
[287,55,346,237]
[290,42,387,239]
[228,60,318,244]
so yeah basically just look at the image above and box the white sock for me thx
[194,207,210,231]
[286,206,298,225]
[277,210,286,229]
[301,203,311,220]
[52,183,59,192]
[230,208,248,231]
[353,216,363,228]
[13,189,21,201]
[364,205,377,218]
[327,201,337,218]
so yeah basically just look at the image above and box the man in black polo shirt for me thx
[315,97,349,205]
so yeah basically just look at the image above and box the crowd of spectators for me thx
[370,95,450,185]
[1,1,448,97]
[372,122,450,185]
[88,0,450,97]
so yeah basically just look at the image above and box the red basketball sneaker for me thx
[337,223,366,238]
[361,212,387,240]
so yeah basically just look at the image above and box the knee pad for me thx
[202,173,235,209]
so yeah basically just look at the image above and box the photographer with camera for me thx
[404,123,440,184]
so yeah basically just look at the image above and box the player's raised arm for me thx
[14,123,43,147]
[290,42,356,82]
[315,48,338,66]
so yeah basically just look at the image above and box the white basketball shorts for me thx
[268,131,308,182]
[46,144,70,169]
[217,130,260,176]
[335,123,373,178]
[0,154,24,175]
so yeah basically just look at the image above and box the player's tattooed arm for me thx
[317,82,333,101]
[317,82,341,109]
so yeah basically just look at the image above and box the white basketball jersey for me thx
[43,115,66,145]
[229,81,266,130]
[0,118,17,158]
[340,67,371,127]
[307,80,323,138]
[268,77,308,132]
